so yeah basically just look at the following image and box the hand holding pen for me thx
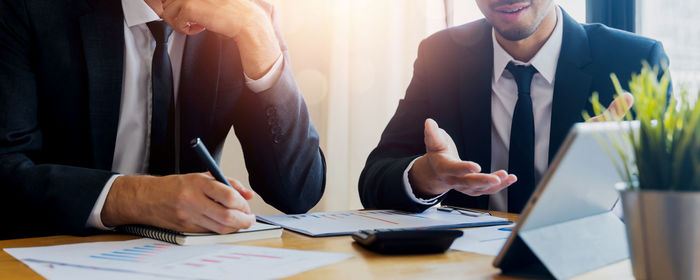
[99,138,256,234]
[191,138,255,199]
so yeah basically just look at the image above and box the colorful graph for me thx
[7,239,353,280]
[287,210,406,222]
[86,241,309,271]
[173,250,285,269]
[284,210,430,226]
[89,243,171,263]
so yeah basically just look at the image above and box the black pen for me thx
[190,138,232,187]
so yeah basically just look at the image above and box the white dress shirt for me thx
[86,0,284,230]
[403,7,564,212]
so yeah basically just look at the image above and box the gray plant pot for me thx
[619,188,700,280]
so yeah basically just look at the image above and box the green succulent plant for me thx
[584,62,700,191]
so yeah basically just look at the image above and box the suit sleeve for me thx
[358,40,441,213]
[230,2,325,214]
[646,41,672,95]
[0,0,114,238]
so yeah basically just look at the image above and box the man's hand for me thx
[101,173,256,234]
[161,0,264,38]
[160,0,282,79]
[408,119,517,198]
[587,92,634,122]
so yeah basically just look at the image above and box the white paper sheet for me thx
[257,208,509,236]
[449,225,514,256]
[21,260,170,280]
[5,238,352,280]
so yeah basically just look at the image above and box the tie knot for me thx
[506,62,538,96]
[146,21,173,44]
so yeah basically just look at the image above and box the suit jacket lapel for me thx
[548,10,593,163]
[459,19,494,175]
[80,0,124,170]
[178,32,222,172]
[456,19,493,209]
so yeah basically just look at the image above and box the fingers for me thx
[475,173,517,195]
[433,158,481,175]
[453,170,517,196]
[586,115,603,122]
[608,92,634,117]
[227,177,255,200]
[196,215,234,234]
[424,118,450,153]
[198,196,255,233]
[447,173,501,191]
[492,170,508,179]
[590,92,634,122]
[463,173,503,187]
[161,0,207,35]
[202,172,254,200]
[161,0,183,26]
[197,212,255,234]
[201,179,252,214]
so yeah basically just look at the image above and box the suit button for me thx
[271,125,281,135]
[273,136,281,144]
[265,106,276,117]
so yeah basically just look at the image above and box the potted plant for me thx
[585,63,700,280]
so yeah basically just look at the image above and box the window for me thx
[638,0,700,94]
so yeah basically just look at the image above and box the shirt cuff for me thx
[244,53,284,93]
[403,157,447,205]
[85,174,121,231]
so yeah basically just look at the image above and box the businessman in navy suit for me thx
[0,0,325,239]
[360,0,668,213]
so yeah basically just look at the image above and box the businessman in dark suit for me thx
[0,0,325,239]
[360,0,667,214]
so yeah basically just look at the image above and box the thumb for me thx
[424,118,449,153]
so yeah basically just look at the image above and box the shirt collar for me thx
[121,0,161,27]
[492,6,564,84]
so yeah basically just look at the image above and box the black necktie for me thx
[147,21,176,175]
[506,62,538,213]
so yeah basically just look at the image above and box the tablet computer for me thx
[492,121,636,279]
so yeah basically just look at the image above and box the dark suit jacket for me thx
[359,9,668,213]
[0,0,325,239]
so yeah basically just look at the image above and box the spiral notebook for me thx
[118,222,282,245]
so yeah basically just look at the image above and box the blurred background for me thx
[220,0,700,214]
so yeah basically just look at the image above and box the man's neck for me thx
[144,0,163,17]
[495,6,557,62]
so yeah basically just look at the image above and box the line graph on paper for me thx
[257,208,510,236]
[261,210,439,235]
[287,210,411,224]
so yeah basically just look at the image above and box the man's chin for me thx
[494,26,537,42]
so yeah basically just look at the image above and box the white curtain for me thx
[220,0,448,214]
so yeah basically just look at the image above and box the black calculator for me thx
[352,228,463,255]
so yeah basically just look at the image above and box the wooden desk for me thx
[0,211,632,279]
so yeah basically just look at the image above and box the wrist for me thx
[232,11,269,41]
[408,156,449,197]
[232,13,281,80]
[101,175,148,227]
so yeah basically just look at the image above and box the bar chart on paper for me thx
[257,208,510,236]
[4,239,352,280]
[89,243,170,263]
